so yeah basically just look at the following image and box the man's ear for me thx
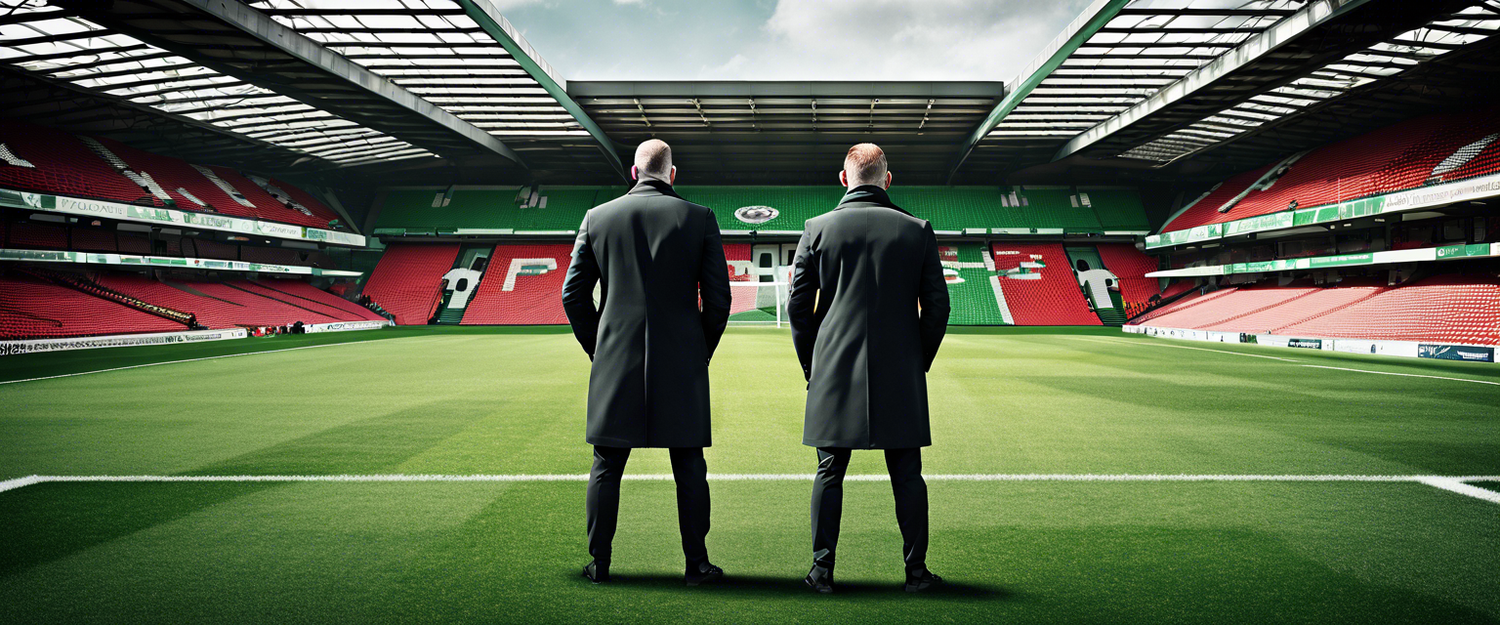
[630,165,638,181]
[839,170,849,188]
[885,171,893,190]
[670,166,677,185]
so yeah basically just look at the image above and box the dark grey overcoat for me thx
[561,179,731,448]
[789,185,951,449]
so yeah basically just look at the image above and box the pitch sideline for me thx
[4,473,1498,503]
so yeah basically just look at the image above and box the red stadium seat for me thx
[461,244,575,325]
[0,274,184,339]
[989,242,1100,325]
[1097,243,1160,317]
[361,244,460,325]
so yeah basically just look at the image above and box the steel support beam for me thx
[457,0,627,181]
[944,0,1129,183]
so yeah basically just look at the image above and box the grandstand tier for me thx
[374,185,1150,235]
[1157,110,1500,237]
[1097,243,1162,319]
[460,244,574,326]
[360,244,461,325]
[1131,275,1499,346]
[0,121,345,232]
[0,273,187,340]
[989,242,1101,326]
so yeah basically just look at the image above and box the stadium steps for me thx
[1095,301,1128,326]
[434,306,466,324]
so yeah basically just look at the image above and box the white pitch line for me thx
[7,474,1500,485]
[1419,478,1500,504]
[0,340,389,387]
[1060,336,1300,362]
[1300,364,1500,387]
[6,474,1498,504]
[0,475,43,493]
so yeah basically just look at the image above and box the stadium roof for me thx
[952,0,1500,181]
[573,81,1005,185]
[1,0,1498,188]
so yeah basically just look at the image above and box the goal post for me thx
[727,280,790,327]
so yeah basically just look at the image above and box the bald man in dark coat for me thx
[561,139,731,586]
[789,143,950,594]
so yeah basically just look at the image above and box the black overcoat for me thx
[789,185,950,449]
[561,179,731,448]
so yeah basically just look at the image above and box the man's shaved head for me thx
[633,139,673,181]
[843,143,889,188]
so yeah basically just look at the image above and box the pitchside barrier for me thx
[0,320,392,356]
[1123,324,1498,364]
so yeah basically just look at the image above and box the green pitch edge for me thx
[457,0,627,181]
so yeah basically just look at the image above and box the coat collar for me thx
[626,178,683,199]
[836,184,913,217]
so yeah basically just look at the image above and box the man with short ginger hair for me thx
[562,138,730,586]
[789,142,950,593]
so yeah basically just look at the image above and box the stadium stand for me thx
[0,272,186,339]
[0,121,348,231]
[1097,243,1161,319]
[1143,283,1319,330]
[1198,283,1385,335]
[1276,274,1499,345]
[989,242,1100,326]
[90,136,244,216]
[360,244,460,325]
[940,243,1008,325]
[461,244,574,325]
[96,274,357,329]
[1161,111,1500,234]
[373,185,1151,235]
[268,178,342,226]
[1130,275,1498,346]
[0,122,149,207]
[253,279,384,322]
[1161,164,1276,232]
[1131,286,1239,325]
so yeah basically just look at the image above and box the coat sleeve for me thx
[917,222,950,372]
[698,214,731,362]
[561,211,601,359]
[788,227,821,381]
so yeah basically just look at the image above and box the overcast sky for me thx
[493,0,1094,82]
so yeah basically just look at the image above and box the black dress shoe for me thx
[582,560,610,584]
[804,565,834,594]
[903,569,942,593]
[685,561,723,586]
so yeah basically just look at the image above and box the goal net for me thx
[727,280,790,327]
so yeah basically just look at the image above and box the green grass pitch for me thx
[2,326,1499,623]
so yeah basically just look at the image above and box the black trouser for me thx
[811,447,928,575]
[586,446,710,568]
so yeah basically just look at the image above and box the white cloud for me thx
[714,0,1090,81]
